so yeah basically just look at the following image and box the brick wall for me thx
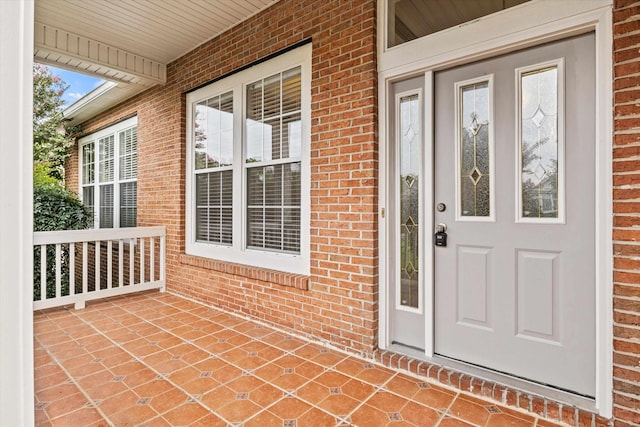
[612,1,640,426]
[71,0,379,355]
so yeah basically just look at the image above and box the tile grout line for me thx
[146,293,478,426]
[67,300,236,425]
[132,294,414,425]
[48,293,564,427]
[124,293,533,427]
[34,310,115,427]
[118,294,372,425]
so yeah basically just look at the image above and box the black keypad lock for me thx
[434,223,447,247]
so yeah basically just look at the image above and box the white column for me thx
[0,0,35,425]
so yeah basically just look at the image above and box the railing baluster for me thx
[107,240,113,289]
[69,243,75,295]
[160,235,166,292]
[129,238,134,286]
[119,239,124,287]
[95,239,100,291]
[140,237,145,284]
[40,245,46,300]
[55,244,62,298]
[150,237,155,282]
[82,241,88,294]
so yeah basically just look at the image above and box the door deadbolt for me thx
[436,203,446,212]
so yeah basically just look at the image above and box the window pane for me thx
[521,66,559,219]
[119,182,137,227]
[82,187,95,225]
[195,91,233,169]
[282,67,301,114]
[387,0,530,48]
[119,127,137,180]
[459,82,491,217]
[246,162,301,253]
[82,142,95,184]
[282,113,301,159]
[195,170,232,245]
[263,73,281,119]
[246,67,302,163]
[99,135,114,183]
[99,184,114,228]
[399,94,420,309]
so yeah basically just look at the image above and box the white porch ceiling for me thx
[34,0,278,123]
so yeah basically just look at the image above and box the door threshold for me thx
[387,343,598,414]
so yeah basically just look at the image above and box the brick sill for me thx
[178,253,309,291]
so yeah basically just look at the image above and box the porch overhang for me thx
[34,0,279,123]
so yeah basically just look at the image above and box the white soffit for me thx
[35,0,278,116]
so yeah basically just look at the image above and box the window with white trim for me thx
[79,116,138,228]
[186,44,311,275]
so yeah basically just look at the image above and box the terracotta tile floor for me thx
[34,291,564,427]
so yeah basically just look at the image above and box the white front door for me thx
[433,33,596,396]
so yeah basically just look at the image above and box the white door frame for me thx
[377,0,613,417]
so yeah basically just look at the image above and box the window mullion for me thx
[114,133,120,228]
[234,87,244,252]
[94,149,100,229]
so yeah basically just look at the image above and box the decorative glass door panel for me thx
[517,60,564,222]
[399,93,420,309]
[456,77,494,220]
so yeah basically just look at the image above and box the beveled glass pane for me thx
[399,94,419,309]
[521,67,559,218]
[459,81,491,217]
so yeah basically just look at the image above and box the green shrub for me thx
[33,176,92,300]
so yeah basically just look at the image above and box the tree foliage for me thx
[33,64,74,180]
[32,68,91,300]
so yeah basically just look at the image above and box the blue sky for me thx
[47,66,105,107]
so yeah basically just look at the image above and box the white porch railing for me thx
[33,226,166,310]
